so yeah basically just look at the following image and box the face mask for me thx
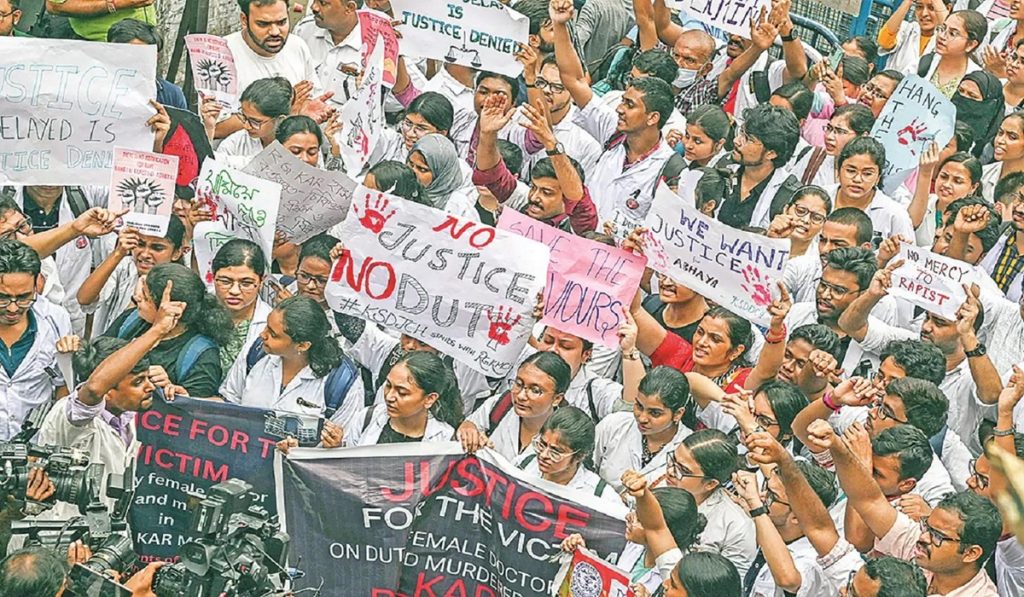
[673,67,699,89]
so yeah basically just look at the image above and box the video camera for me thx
[0,442,105,514]
[152,478,291,597]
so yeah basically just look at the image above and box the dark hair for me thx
[520,351,572,395]
[790,324,842,362]
[827,207,874,246]
[682,429,740,484]
[651,487,707,551]
[367,161,424,202]
[212,238,267,277]
[275,115,324,146]
[540,406,595,464]
[299,233,340,265]
[840,55,871,87]
[872,424,933,482]
[824,246,877,291]
[474,71,518,98]
[877,69,904,87]
[496,140,524,177]
[675,552,741,597]
[754,381,809,439]
[629,77,675,128]
[796,459,838,508]
[771,82,814,121]
[788,185,833,213]
[882,340,947,386]
[276,296,343,377]
[396,351,464,428]
[515,0,551,34]
[145,263,233,346]
[938,491,1002,566]
[240,76,293,119]
[943,197,1002,252]
[639,366,697,429]
[0,239,40,276]
[885,377,949,437]
[995,171,1024,205]
[838,136,887,189]
[688,104,732,143]
[694,167,733,212]
[848,35,879,65]
[863,556,927,597]
[237,0,285,16]
[701,306,752,362]
[938,152,982,188]
[406,91,454,134]
[0,198,20,219]
[106,17,162,50]
[632,48,678,85]
[73,336,149,387]
[832,103,876,135]
[532,155,585,184]
[951,120,975,155]
[743,104,801,167]
[951,10,988,50]
[164,214,186,251]
[0,547,68,597]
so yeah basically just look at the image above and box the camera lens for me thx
[84,535,137,575]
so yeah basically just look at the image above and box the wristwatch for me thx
[781,32,797,42]
[965,343,987,358]
[624,349,641,361]
[545,143,565,157]
[748,505,769,518]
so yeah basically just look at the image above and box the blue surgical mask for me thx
[673,67,699,89]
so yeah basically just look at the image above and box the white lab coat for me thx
[502,104,602,182]
[593,411,693,493]
[823,183,916,245]
[0,303,70,440]
[348,403,455,446]
[881,21,937,75]
[466,392,540,463]
[513,453,621,505]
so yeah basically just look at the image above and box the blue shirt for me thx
[157,79,188,111]
[0,311,37,377]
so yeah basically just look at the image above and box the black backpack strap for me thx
[917,53,935,78]
[245,338,267,375]
[64,186,90,218]
[769,175,802,221]
[594,478,608,498]
[486,391,515,437]
[323,357,359,419]
[517,453,536,470]
[374,344,407,392]
[585,378,599,421]
[751,67,772,104]
[362,405,377,432]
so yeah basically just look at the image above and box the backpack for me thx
[917,53,936,78]
[0,186,89,219]
[245,338,359,420]
[116,310,217,383]
[485,379,601,437]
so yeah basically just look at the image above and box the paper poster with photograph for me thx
[185,34,239,109]
[108,148,178,236]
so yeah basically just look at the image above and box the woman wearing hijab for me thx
[952,71,1005,158]
[407,134,479,220]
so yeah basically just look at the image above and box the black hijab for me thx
[952,71,1004,158]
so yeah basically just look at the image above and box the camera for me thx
[65,534,138,597]
[152,478,290,597]
[0,442,105,513]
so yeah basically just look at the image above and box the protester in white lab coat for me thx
[209,239,273,375]
[215,77,293,169]
[459,352,571,463]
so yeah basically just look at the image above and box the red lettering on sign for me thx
[331,250,397,299]
[431,217,496,248]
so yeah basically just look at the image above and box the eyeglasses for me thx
[533,78,566,93]
[791,205,827,225]
[734,129,762,147]
[213,276,260,292]
[754,413,780,429]
[824,123,853,136]
[919,518,961,547]
[508,378,549,401]
[530,436,577,463]
[296,271,328,288]
[860,82,891,100]
[665,452,708,481]
[0,9,17,18]
[934,24,964,39]
[235,111,273,129]
[842,166,879,182]
[0,219,33,241]
[761,475,790,508]
[399,119,435,137]
[969,458,989,490]
[871,398,910,424]
[816,278,859,298]
[0,294,36,309]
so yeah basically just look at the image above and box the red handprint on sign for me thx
[896,119,933,156]
[485,306,522,348]
[740,265,773,307]
[352,192,396,234]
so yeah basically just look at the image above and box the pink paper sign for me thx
[499,209,646,347]
[185,34,238,106]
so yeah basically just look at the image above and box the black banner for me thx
[131,397,278,562]
[280,444,628,596]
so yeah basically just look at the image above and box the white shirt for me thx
[224,31,321,91]
[563,366,623,421]
[503,104,602,183]
[823,184,916,245]
[785,302,881,376]
[218,352,366,431]
[421,68,478,159]
[749,536,837,597]
[594,411,693,493]
[0,304,70,440]
[466,392,538,463]
[214,130,265,170]
[981,232,1024,304]
[692,488,758,578]
[514,453,621,505]
[80,257,138,338]
[294,17,362,105]
[881,21,936,75]
[571,97,676,228]
[981,162,1003,203]
[347,403,455,446]
[997,535,1024,597]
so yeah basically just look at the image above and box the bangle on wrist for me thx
[993,427,1015,437]
[822,392,841,412]
[764,323,787,344]
[624,348,641,361]
[748,505,769,518]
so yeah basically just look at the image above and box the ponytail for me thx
[146,263,233,346]
[398,351,464,428]
[277,296,344,378]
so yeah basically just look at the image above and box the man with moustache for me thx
[295,0,374,106]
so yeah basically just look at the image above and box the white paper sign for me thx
[336,39,385,176]
[193,159,281,284]
[0,38,156,185]
[643,183,789,326]
[890,243,973,320]
[242,142,358,244]
[324,187,550,377]
[668,0,771,38]
[392,0,529,77]
[185,34,239,109]
[108,148,178,236]
[871,75,956,195]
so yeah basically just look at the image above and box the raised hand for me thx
[617,306,638,353]
[842,421,873,465]
[868,259,904,298]
[731,470,764,512]
[806,419,837,452]
[479,94,514,135]
[519,99,557,150]
[750,7,779,51]
[153,281,186,337]
[56,335,81,354]
[832,376,876,407]
[953,203,991,235]
[620,469,649,497]
[767,282,792,331]
[146,100,170,151]
[918,141,941,174]
[955,283,982,338]
[321,420,344,448]
[548,0,574,25]
[745,430,789,465]
[876,234,909,267]
[766,213,800,239]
